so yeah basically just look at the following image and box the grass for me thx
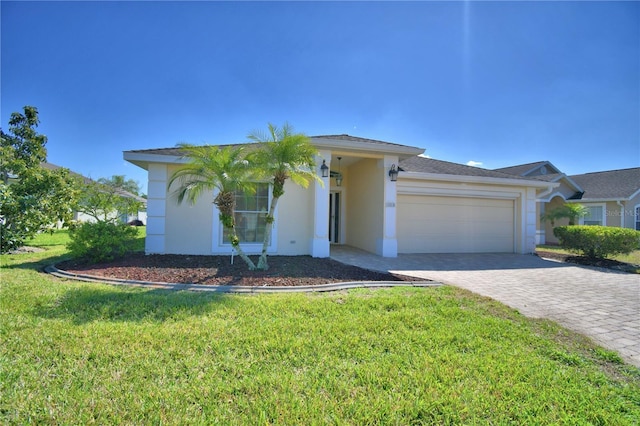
[1,235,639,424]
[537,244,640,265]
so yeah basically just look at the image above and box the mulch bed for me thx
[55,250,638,287]
[535,251,639,273]
[57,254,415,287]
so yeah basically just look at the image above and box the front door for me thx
[329,191,340,244]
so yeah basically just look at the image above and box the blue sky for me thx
[2,1,638,194]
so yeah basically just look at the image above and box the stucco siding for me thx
[164,165,214,255]
[604,201,621,227]
[543,196,570,245]
[347,159,383,253]
[275,180,314,255]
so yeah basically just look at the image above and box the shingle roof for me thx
[494,161,561,180]
[399,156,538,180]
[311,134,418,149]
[529,172,564,182]
[569,168,640,200]
[494,161,551,176]
[125,134,422,157]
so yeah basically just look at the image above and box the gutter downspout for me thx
[617,201,625,228]
[536,184,556,203]
[534,184,556,246]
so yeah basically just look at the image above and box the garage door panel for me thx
[398,195,514,253]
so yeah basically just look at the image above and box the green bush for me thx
[67,221,138,263]
[553,225,640,259]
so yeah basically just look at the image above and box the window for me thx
[636,205,640,231]
[222,183,270,244]
[582,205,604,226]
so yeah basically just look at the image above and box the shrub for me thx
[67,221,138,263]
[553,225,640,259]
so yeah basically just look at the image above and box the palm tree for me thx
[167,143,257,269]
[248,123,322,270]
[541,203,589,226]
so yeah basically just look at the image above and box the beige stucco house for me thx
[496,161,640,244]
[124,135,557,258]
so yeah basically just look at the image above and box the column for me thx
[377,155,399,257]
[145,163,167,254]
[311,151,331,257]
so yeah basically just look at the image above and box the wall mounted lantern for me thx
[320,160,329,178]
[388,164,399,182]
[335,157,343,186]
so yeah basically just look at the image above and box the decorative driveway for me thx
[331,247,640,367]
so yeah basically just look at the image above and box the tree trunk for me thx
[215,191,256,270]
[256,195,280,270]
[228,225,256,270]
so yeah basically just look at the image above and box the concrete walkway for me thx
[330,246,640,367]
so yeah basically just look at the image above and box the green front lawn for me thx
[1,237,639,424]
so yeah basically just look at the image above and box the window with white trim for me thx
[635,205,640,231]
[583,205,604,226]
[222,183,270,244]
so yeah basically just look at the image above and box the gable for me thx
[494,161,561,177]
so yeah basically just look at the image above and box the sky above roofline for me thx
[2,1,638,195]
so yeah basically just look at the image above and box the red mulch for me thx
[57,254,416,286]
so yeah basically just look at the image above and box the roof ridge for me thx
[570,167,640,177]
[494,160,550,170]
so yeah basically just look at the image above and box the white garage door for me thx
[397,195,514,253]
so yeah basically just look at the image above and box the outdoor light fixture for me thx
[320,160,329,178]
[336,157,343,187]
[389,164,399,182]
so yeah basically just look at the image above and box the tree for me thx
[76,179,144,223]
[0,106,79,253]
[248,123,321,270]
[167,144,258,269]
[540,203,589,227]
[97,175,141,196]
[0,106,47,184]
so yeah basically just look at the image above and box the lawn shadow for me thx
[33,286,234,324]
[1,251,72,272]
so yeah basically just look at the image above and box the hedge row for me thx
[553,225,640,259]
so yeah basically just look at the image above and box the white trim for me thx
[311,150,331,258]
[211,184,278,255]
[311,137,424,158]
[635,204,640,231]
[628,188,640,200]
[378,155,399,257]
[124,152,186,168]
[568,196,636,203]
[399,184,523,200]
[617,201,625,228]
[537,191,569,203]
[145,164,167,254]
[579,203,607,226]
[401,171,558,189]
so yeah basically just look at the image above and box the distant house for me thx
[124,135,556,257]
[42,162,147,225]
[496,161,640,244]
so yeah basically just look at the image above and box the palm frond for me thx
[168,143,255,205]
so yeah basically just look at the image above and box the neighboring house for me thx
[495,161,640,244]
[124,135,555,257]
[570,168,640,230]
[42,162,147,225]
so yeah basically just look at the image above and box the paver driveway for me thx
[331,247,640,367]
